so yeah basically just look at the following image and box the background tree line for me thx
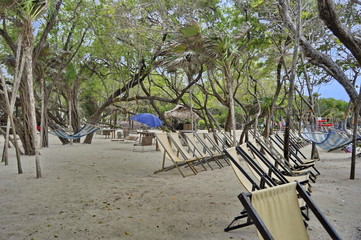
[0,0,359,178]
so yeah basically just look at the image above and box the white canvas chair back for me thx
[156,133,183,163]
[184,133,207,157]
[251,182,309,240]
[246,140,308,184]
[226,147,254,192]
[168,132,193,159]
[238,143,265,183]
[201,133,220,154]
[247,141,310,204]
[246,140,282,182]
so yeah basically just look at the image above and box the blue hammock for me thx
[301,131,328,144]
[50,124,99,139]
[302,130,352,151]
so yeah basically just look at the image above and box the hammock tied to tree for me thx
[50,124,100,139]
[302,129,353,151]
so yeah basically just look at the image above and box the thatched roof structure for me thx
[164,105,200,120]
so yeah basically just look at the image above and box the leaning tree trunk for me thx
[350,90,361,179]
[19,81,36,155]
[0,71,22,173]
[350,105,359,179]
[23,20,42,178]
[224,62,237,146]
[83,60,150,144]
[224,108,233,132]
[0,33,24,170]
[41,99,49,148]
[40,76,49,148]
[70,87,81,143]
[284,0,301,162]
[264,56,284,138]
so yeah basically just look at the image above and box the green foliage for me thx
[180,22,201,37]
[318,97,348,119]
[0,0,357,130]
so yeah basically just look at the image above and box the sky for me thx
[316,80,355,102]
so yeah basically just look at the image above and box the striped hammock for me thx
[302,130,352,151]
[50,124,99,139]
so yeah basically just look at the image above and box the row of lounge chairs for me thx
[153,130,317,178]
[153,132,230,177]
[154,129,340,239]
[222,132,341,239]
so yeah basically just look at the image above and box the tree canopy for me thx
[0,0,359,177]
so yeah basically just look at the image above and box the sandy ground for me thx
[0,134,360,240]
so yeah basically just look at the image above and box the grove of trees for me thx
[0,0,359,178]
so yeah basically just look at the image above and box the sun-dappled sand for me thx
[0,134,360,240]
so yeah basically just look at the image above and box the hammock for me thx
[50,124,99,139]
[302,130,352,151]
[301,130,328,144]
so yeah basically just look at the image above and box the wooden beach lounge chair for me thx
[223,146,277,232]
[270,135,320,176]
[154,133,203,177]
[183,132,224,169]
[213,131,233,148]
[257,137,317,182]
[247,141,310,178]
[202,132,225,154]
[274,133,315,161]
[221,131,236,146]
[167,132,208,171]
[201,132,230,166]
[224,145,311,232]
[245,141,311,194]
[238,181,342,240]
[181,132,212,168]
[235,144,280,186]
[290,130,310,148]
[225,147,275,192]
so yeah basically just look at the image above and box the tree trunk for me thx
[69,86,81,143]
[1,118,10,165]
[19,82,36,155]
[224,62,237,146]
[0,33,24,169]
[40,76,49,148]
[283,0,301,162]
[350,104,358,179]
[24,20,42,178]
[83,60,150,144]
[278,0,358,102]
[350,88,361,179]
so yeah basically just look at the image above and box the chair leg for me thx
[174,163,187,178]
[224,209,253,232]
[202,158,214,170]
[186,162,198,175]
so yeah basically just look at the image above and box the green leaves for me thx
[180,22,201,37]
[250,0,264,8]
[172,44,187,53]
[18,0,48,20]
